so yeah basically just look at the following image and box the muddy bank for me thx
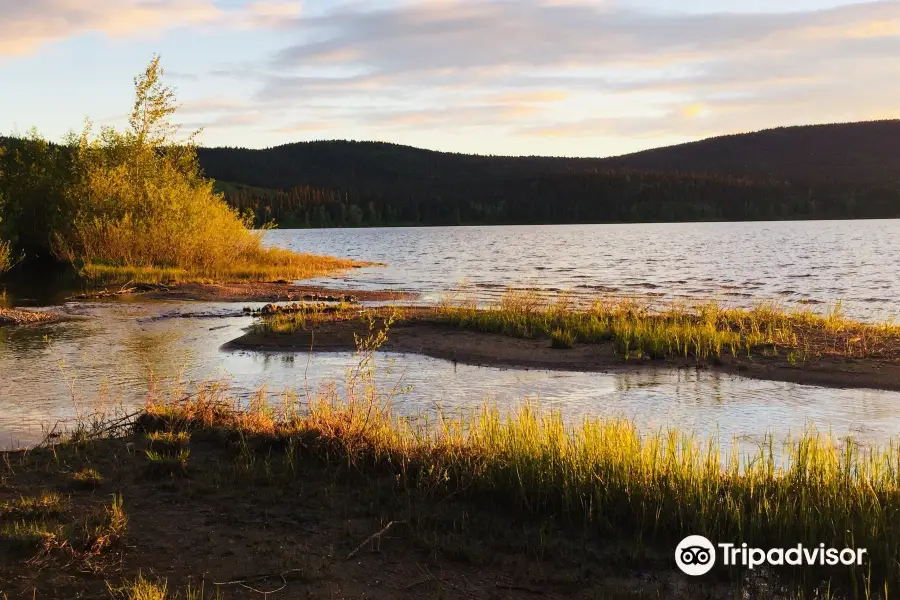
[0,307,57,326]
[138,281,413,303]
[225,311,900,392]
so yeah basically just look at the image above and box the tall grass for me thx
[135,321,898,592]
[143,382,900,591]
[79,247,358,285]
[438,290,900,361]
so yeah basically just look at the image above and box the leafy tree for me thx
[54,55,259,272]
[0,130,73,260]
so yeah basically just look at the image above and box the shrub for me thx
[0,238,11,273]
[1,56,354,283]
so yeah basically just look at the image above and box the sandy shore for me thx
[225,309,900,391]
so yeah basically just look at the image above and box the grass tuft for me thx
[112,573,168,600]
[144,449,190,478]
[147,431,190,454]
[0,520,63,555]
[1,491,67,520]
[71,467,103,489]
[550,327,575,349]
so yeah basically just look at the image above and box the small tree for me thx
[129,55,179,148]
[55,55,257,273]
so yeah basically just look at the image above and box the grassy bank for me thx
[1,376,897,598]
[252,291,900,364]
[79,247,360,285]
[434,291,900,362]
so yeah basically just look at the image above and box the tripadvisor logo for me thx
[675,536,868,576]
[676,535,717,576]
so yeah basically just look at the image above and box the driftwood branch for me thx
[346,520,404,560]
[213,568,306,595]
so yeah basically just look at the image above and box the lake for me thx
[2,220,899,450]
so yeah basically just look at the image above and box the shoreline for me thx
[225,307,900,392]
[0,388,891,599]
[137,281,412,303]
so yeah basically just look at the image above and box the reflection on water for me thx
[3,299,900,453]
[266,221,900,321]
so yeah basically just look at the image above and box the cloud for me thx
[32,0,895,152]
[225,0,900,149]
[269,0,900,73]
[0,0,303,57]
[239,0,303,28]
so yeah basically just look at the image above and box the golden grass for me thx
[1,491,67,520]
[140,378,900,590]
[80,247,360,285]
[71,467,103,489]
[111,573,204,600]
[437,290,900,361]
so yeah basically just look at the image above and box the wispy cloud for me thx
[7,0,900,154]
[0,0,303,57]
[222,0,900,149]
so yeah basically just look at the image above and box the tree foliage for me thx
[203,140,900,228]
[54,56,257,271]
[0,56,319,280]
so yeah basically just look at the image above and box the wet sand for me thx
[225,311,900,392]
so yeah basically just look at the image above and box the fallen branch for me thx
[346,520,404,560]
[213,568,306,596]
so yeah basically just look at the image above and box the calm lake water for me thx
[269,220,900,321]
[2,221,900,450]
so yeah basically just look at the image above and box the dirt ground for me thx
[224,308,900,392]
[0,434,750,600]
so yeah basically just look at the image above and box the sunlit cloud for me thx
[0,0,303,58]
[228,0,900,152]
[680,104,708,119]
[5,0,900,155]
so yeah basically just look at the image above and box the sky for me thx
[1,0,898,157]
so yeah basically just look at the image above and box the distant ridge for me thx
[5,121,900,228]
[197,120,900,190]
[601,120,900,185]
[189,120,900,227]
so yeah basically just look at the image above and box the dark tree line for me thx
[201,136,900,228]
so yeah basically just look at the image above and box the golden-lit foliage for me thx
[143,379,900,590]
[438,290,900,361]
[1,56,354,284]
[0,238,11,273]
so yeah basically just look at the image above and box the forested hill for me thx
[197,141,605,192]
[601,120,900,185]
[196,121,900,227]
[6,121,900,230]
